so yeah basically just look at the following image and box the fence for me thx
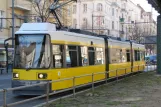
[0,64,157,107]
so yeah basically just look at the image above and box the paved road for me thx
[0,73,48,107]
[0,65,157,107]
[0,72,71,107]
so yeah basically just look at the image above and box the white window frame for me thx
[112,8,114,16]
[112,21,114,29]
[97,3,103,11]
[0,10,5,28]
[73,5,77,14]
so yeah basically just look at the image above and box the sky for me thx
[131,0,159,21]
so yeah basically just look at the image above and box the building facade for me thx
[0,0,157,46]
[0,0,31,46]
[138,4,157,36]
[72,0,122,37]
[70,0,157,40]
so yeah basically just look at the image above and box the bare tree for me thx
[26,0,76,27]
[129,24,144,43]
[128,23,156,55]
[26,0,53,22]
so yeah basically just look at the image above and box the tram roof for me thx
[16,23,144,46]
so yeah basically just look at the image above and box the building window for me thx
[0,10,4,28]
[83,18,87,29]
[116,9,118,17]
[83,4,87,13]
[68,6,71,16]
[73,18,77,28]
[97,3,103,11]
[73,5,76,14]
[97,17,104,26]
[112,8,114,16]
[112,21,114,29]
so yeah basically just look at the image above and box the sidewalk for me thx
[0,67,12,75]
[49,71,161,107]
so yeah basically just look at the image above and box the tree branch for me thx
[36,2,44,22]
[42,0,47,21]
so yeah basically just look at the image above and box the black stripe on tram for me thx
[130,41,133,72]
[104,38,109,78]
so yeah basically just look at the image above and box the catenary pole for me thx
[157,15,161,74]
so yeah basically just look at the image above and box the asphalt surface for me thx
[0,72,47,107]
[0,65,157,107]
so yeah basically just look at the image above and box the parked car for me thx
[145,55,157,65]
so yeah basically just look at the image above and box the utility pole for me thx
[150,6,153,35]
[126,26,128,40]
[12,0,14,48]
[99,16,100,35]
[92,14,93,33]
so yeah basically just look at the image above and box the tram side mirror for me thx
[4,37,15,47]
[4,37,15,73]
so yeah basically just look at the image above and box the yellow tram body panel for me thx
[109,62,131,77]
[13,65,105,90]
[133,61,145,72]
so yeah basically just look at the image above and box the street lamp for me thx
[12,0,14,48]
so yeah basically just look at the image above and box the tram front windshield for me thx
[14,35,51,69]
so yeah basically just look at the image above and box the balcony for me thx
[10,0,31,11]
[119,30,125,34]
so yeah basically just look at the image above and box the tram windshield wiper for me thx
[26,67,32,71]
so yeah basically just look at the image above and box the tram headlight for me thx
[38,73,47,79]
[13,73,19,78]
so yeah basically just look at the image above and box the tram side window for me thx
[134,50,138,61]
[96,48,104,65]
[120,49,126,63]
[81,46,88,66]
[66,45,79,67]
[140,51,145,61]
[109,48,118,64]
[138,50,141,61]
[126,50,130,62]
[41,35,51,68]
[134,50,140,61]
[53,45,63,68]
[88,47,95,65]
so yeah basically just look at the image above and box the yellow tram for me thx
[12,23,145,95]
